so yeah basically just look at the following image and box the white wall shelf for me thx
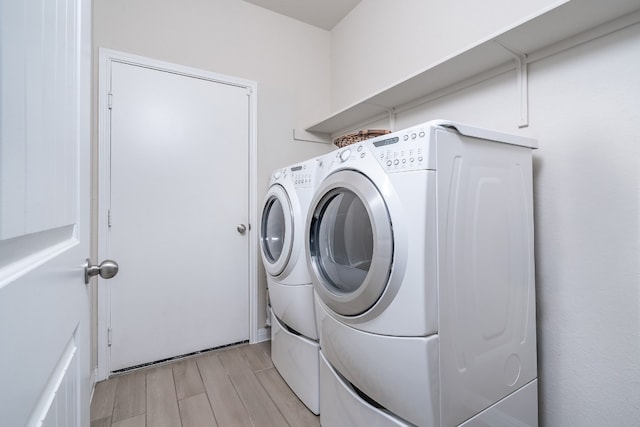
[305,0,640,137]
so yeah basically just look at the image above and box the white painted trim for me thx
[248,83,260,345]
[257,327,271,343]
[97,49,258,380]
[89,367,97,403]
[96,49,112,382]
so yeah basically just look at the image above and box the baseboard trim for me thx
[89,367,97,402]
[256,327,271,343]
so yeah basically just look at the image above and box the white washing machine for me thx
[259,155,329,414]
[306,120,538,426]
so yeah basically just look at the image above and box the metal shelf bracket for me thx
[293,128,332,144]
[495,41,529,128]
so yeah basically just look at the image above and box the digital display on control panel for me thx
[290,165,303,172]
[373,136,399,147]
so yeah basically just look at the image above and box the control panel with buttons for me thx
[328,125,434,174]
[368,125,433,173]
[290,163,314,188]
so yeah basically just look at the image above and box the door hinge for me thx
[107,328,112,347]
[108,209,112,228]
[108,92,113,110]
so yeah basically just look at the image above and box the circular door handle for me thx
[84,258,119,284]
[237,224,247,235]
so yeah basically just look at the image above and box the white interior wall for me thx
[330,0,562,111]
[332,8,640,427]
[91,0,334,371]
[525,27,640,424]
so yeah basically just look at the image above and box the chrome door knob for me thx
[237,224,247,235]
[84,258,119,284]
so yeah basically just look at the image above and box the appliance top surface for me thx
[368,120,538,149]
[326,120,537,176]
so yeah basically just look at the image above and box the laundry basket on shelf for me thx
[333,129,391,148]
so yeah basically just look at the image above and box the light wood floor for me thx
[90,341,320,427]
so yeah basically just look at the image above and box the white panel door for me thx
[107,61,250,371]
[0,0,91,425]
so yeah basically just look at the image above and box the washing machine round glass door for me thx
[260,184,293,276]
[308,170,393,316]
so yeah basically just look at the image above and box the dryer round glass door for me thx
[308,170,393,316]
[260,184,294,276]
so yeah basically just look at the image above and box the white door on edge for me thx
[0,0,91,425]
[107,61,250,372]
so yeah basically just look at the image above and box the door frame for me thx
[97,49,258,381]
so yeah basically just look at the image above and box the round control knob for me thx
[340,149,352,162]
[274,171,281,179]
[386,160,392,166]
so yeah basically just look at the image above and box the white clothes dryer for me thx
[261,161,316,285]
[306,121,538,426]
[261,158,320,339]
[259,155,330,415]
